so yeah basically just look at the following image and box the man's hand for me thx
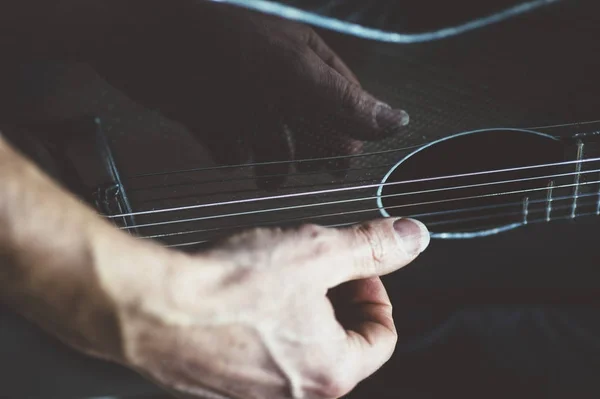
[101,218,429,399]
[0,134,428,399]
[87,2,409,188]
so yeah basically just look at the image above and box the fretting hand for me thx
[87,2,409,189]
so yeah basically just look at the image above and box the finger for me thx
[343,303,398,392]
[329,218,430,285]
[327,277,397,396]
[306,29,361,86]
[251,110,293,190]
[300,50,410,141]
[329,277,394,333]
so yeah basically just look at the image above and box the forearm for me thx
[0,135,141,361]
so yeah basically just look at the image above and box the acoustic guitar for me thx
[2,0,600,398]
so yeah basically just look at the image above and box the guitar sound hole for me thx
[378,129,568,238]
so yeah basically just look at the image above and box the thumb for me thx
[330,218,430,285]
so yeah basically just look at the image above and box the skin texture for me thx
[0,1,425,398]
[0,137,429,398]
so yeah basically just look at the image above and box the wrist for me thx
[89,238,224,365]
[0,137,132,362]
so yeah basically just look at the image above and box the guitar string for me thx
[119,179,600,231]
[119,168,600,230]
[133,178,378,206]
[431,210,600,228]
[139,198,539,239]
[127,145,422,179]
[127,119,600,179]
[165,209,600,249]
[166,203,600,248]
[525,119,600,130]
[134,179,378,205]
[128,163,395,192]
[140,192,600,240]
[141,117,600,247]
[121,120,600,249]
[425,201,592,227]
[109,158,600,220]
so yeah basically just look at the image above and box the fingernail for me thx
[375,104,410,130]
[393,218,430,256]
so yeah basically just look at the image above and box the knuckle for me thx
[230,226,278,245]
[297,223,326,238]
[314,368,352,398]
[338,81,360,110]
[302,27,318,46]
[336,83,378,129]
[296,224,335,258]
[354,223,386,265]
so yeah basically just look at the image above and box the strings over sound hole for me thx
[378,129,576,238]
